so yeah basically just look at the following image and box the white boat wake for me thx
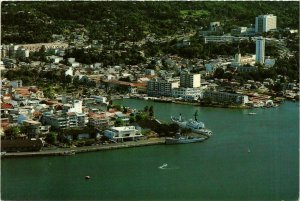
[158,163,179,170]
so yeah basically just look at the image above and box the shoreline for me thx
[2,133,211,158]
[1,138,166,158]
[128,96,269,109]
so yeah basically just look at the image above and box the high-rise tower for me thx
[256,37,265,64]
[255,14,277,33]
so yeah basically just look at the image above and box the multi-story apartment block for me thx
[180,72,201,88]
[88,114,110,128]
[42,111,87,129]
[42,112,69,129]
[255,14,277,33]
[172,88,203,100]
[203,91,249,105]
[147,78,179,97]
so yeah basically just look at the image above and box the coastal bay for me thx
[1,100,298,201]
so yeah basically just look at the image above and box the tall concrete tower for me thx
[256,36,265,64]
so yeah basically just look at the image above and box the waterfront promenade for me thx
[2,138,165,158]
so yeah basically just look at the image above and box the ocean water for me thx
[1,100,298,201]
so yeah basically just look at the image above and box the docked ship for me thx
[171,112,213,136]
[165,135,205,145]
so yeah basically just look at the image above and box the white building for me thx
[90,95,108,104]
[104,126,143,142]
[172,88,203,100]
[255,14,277,33]
[71,62,80,67]
[210,22,221,31]
[65,67,73,77]
[42,111,87,129]
[180,72,201,88]
[256,37,265,64]
[73,100,82,113]
[231,54,256,67]
[68,58,76,63]
[63,100,83,113]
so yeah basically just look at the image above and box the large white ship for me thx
[171,112,213,136]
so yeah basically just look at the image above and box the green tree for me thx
[136,113,143,122]
[144,106,149,112]
[214,68,225,79]
[20,124,31,135]
[273,82,284,92]
[113,104,122,111]
[129,116,136,123]
[45,132,57,144]
[115,118,125,126]
[149,105,154,117]
[43,86,56,99]
[123,106,128,114]
[5,126,21,139]
[65,75,73,86]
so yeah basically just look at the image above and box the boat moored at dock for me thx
[171,112,213,136]
[165,135,206,145]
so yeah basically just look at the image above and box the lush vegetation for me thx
[2,1,299,44]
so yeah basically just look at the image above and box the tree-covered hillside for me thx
[1,1,299,44]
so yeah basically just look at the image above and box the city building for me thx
[104,126,143,142]
[42,112,69,129]
[180,72,201,88]
[231,27,248,36]
[90,95,108,104]
[205,61,229,74]
[231,54,256,67]
[203,91,249,104]
[9,80,22,88]
[203,36,249,44]
[65,67,74,77]
[145,69,155,76]
[22,120,51,137]
[147,78,179,97]
[114,112,130,123]
[88,113,110,128]
[172,88,203,100]
[255,14,277,33]
[210,22,221,31]
[256,36,265,64]
[41,110,87,129]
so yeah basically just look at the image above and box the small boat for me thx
[85,176,91,179]
[247,112,256,115]
[248,148,251,153]
[159,163,168,169]
[165,132,206,145]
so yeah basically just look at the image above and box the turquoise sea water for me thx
[1,100,299,200]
